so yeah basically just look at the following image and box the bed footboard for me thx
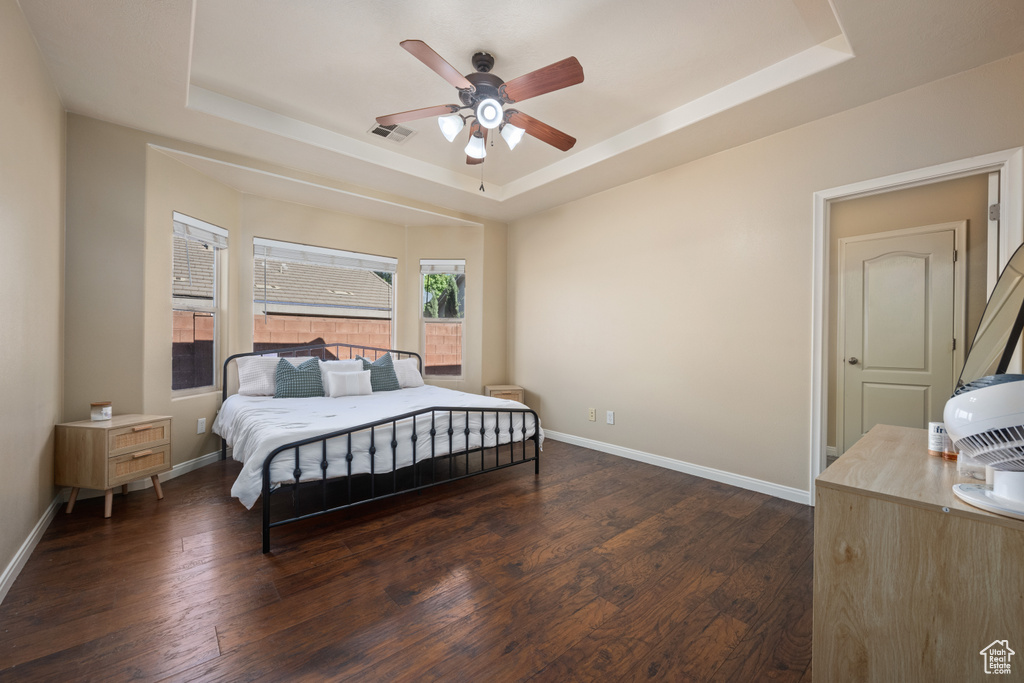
[260,406,540,553]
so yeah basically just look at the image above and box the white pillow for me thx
[237,356,317,396]
[327,370,372,397]
[392,357,425,388]
[320,359,363,394]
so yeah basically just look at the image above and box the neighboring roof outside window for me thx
[172,236,215,303]
[254,257,392,319]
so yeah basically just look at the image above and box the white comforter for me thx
[214,385,543,509]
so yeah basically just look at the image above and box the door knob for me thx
[848,357,859,365]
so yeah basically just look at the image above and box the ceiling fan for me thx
[376,40,584,165]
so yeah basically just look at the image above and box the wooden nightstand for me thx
[55,414,172,518]
[485,385,525,403]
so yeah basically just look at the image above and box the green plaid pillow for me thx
[274,358,324,398]
[358,354,401,392]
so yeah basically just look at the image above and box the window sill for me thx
[171,387,220,401]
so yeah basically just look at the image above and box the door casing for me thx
[809,147,1024,503]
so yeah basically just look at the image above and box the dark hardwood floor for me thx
[0,440,813,682]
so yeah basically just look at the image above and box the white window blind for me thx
[420,259,465,274]
[254,237,397,272]
[173,212,228,249]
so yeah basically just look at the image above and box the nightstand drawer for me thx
[485,385,525,403]
[109,420,171,457]
[108,445,170,486]
[491,390,523,401]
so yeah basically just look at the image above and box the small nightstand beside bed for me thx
[214,343,542,552]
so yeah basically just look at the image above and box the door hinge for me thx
[990,203,1001,221]
[953,338,957,351]
[953,249,958,263]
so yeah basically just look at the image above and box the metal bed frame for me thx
[220,342,540,553]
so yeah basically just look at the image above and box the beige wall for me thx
[65,119,147,419]
[0,0,65,583]
[64,117,507,471]
[826,174,989,448]
[144,148,240,463]
[508,52,1024,493]
[481,223,509,387]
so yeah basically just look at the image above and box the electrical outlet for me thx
[606,410,615,425]
[197,417,206,434]
[588,408,596,421]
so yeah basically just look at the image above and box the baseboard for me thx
[543,430,812,506]
[0,493,63,605]
[67,449,223,502]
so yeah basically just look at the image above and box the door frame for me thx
[810,147,1024,502]
[834,222,967,456]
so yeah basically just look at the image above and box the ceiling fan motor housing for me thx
[461,72,505,107]
[472,52,494,73]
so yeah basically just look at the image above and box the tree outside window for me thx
[421,261,465,377]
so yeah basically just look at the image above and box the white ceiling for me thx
[16,0,1024,224]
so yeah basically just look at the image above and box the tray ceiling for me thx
[17,0,1024,223]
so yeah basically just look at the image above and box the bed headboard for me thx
[222,343,423,402]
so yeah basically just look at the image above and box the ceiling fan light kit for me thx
[500,122,525,150]
[376,40,584,166]
[465,132,487,159]
[475,98,503,129]
[437,113,465,142]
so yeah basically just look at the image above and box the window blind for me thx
[254,237,397,273]
[172,212,228,249]
[420,259,466,274]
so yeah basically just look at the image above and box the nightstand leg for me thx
[121,484,128,496]
[151,475,164,500]
[104,489,113,518]
[66,488,79,514]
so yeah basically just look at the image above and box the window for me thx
[421,259,466,377]
[253,238,397,356]
[172,213,227,391]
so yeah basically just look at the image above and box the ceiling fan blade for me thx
[501,57,584,103]
[507,111,576,151]
[400,40,474,91]
[376,104,458,126]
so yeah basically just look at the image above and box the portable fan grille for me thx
[953,426,1024,471]
[945,375,1024,472]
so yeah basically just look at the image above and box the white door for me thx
[839,229,958,454]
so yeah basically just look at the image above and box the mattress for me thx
[213,385,543,509]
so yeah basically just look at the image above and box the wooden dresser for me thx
[55,414,172,518]
[814,424,1024,681]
